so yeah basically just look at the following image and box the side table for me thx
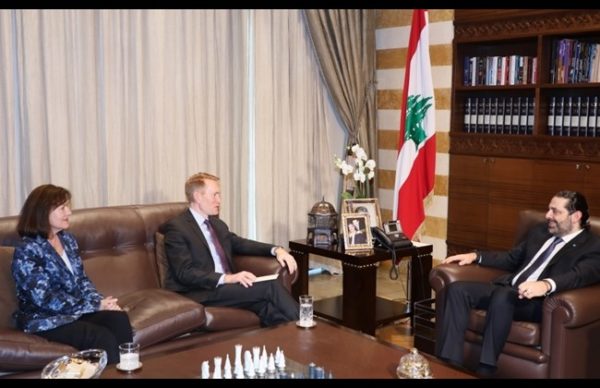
[289,239,432,335]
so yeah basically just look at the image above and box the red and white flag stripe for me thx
[392,9,436,240]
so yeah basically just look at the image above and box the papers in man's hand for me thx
[254,274,279,283]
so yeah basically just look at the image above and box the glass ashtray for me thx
[396,348,432,379]
[41,349,107,379]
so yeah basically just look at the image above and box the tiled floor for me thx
[309,260,414,349]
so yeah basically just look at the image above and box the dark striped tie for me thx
[204,219,231,274]
[513,237,563,286]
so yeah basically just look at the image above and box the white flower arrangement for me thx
[334,144,376,199]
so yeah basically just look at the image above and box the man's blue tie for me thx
[513,236,563,286]
[204,219,231,274]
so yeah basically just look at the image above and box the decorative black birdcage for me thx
[306,198,338,246]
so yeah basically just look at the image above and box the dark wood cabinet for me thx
[531,160,600,215]
[448,10,600,255]
[448,155,535,252]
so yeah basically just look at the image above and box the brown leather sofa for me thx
[0,202,296,376]
[430,209,600,378]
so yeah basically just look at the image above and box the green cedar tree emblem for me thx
[404,94,432,150]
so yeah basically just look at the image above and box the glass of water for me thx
[298,294,314,328]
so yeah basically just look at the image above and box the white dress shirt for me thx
[511,229,584,291]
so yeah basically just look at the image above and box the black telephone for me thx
[371,220,413,250]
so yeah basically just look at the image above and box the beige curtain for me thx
[252,10,340,245]
[303,9,377,189]
[0,9,343,247]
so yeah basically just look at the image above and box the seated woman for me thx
[11,184,133,364]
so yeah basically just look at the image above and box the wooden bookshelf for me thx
[448,10,600,254]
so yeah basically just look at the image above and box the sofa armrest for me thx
[0,328,77,372]
[543,283,600,328]
[429,263,508,294]
[542,283,600,377]
[233,255,297,292]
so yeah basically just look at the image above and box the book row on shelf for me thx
[548,96,600,137]
[463,96,533,135]
[463,55,537,86]
[550,38,600,84]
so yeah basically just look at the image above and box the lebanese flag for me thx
[392,9,436,240]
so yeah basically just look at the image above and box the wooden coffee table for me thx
[101,318,474,379]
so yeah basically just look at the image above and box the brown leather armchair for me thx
[429,210,600,378]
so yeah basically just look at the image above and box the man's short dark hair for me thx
[556,190,590,229]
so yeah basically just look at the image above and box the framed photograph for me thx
[341,213,373,251]
[342,198,382,229]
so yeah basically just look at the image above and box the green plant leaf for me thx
[341,191,353,200]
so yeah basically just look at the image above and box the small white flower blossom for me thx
[334,144,376,198]
[334,156,344,169]
[341,162,354,175]
[355,147,368,161]
[356,158,364,170]
[334,156,355,175]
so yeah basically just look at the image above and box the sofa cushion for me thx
[119,289,206,348]
[0,328,76,371]
[468,309,541,346]
[203,306,260,331]
[154,232,168,289]
[0,246,17,330]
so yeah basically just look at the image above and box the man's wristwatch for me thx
[542,279,553,296]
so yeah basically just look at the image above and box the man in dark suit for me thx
[160,172,299,326]
[436,190,600,377]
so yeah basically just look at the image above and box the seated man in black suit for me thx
[436,190,600,377]
[160,172,299,326]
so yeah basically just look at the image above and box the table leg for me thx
[410,252,432,314]
[342,261,378,335]
[290,248,309,299]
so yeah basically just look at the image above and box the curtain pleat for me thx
[303,9,378,198]
[0,9,343,247]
